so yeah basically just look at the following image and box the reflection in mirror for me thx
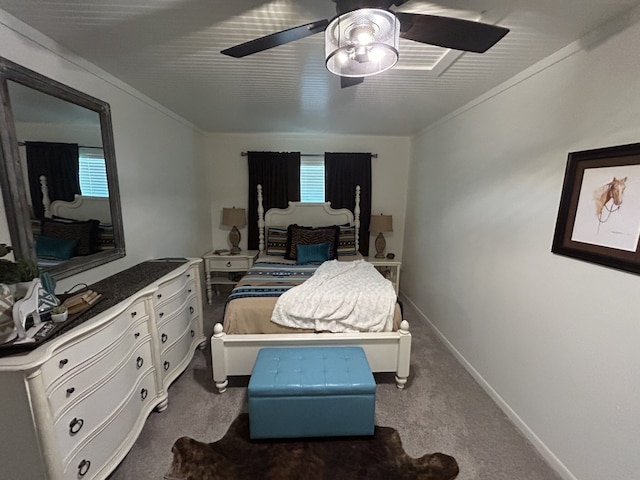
[0,57,125,280]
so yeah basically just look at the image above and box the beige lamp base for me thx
[374,232,386,259]
[229,226,241,254]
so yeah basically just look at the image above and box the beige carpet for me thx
[108,294,562,480]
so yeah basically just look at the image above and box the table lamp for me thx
[222,207,246,254]
[369,214,393,258]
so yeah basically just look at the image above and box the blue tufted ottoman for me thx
[248,346,376,439]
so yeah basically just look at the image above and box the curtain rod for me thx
[241,151,377,158]
[18,141,103,149]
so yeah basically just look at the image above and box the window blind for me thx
[79,147,109,197]
[300,156,325,202]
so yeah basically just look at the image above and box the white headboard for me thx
[257,184,360,253]
[40,175,112,224]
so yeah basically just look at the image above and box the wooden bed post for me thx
[257,184,265,254]
[354,185,361,252]
[40,175,52,219]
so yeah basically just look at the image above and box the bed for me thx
[211,185,411,393]
[33,175,115,268]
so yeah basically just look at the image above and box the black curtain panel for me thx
[247,151,301,250]
[25,141,80,219]
[324,152,372,256]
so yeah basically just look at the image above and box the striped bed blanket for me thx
[226,261,319,302]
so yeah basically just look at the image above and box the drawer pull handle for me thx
[226,261,232,267]
[136,356,144,369]
[188,289,192,293]
[191,329,195,338]
[134,332,140,338]
[69,417,84,435]
[78,459,91,477]
[164,360,170,371]
[131,311,137,317]
[189,306,194,314]
[157,293,162,299]
[66,387,75,396]
[141,388,148,400]
[161,333,168,343]
[59,358,69,368]
[159,312,164,318]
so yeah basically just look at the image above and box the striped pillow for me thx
[266,226,288,256]
[337,225,357,256]
[285,224,340,260]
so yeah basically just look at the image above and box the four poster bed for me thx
[211,185,411,393]
[33,175,115,268]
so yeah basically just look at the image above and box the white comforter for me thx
[270,259,396,333]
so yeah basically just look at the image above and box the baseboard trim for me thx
[400,292,578,480]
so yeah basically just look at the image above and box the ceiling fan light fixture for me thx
[325,8,399,78]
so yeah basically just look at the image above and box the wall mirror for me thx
[0,57,125,280]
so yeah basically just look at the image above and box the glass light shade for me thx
[325,8,399,78]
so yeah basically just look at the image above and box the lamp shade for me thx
[222,207,246,227]
[369,214,393,233]
[325,8,399,78]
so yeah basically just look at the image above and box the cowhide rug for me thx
[165,413,459,480]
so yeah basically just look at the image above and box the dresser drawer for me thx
[62,369,156,480]
[155,280,196,326]
[41,299,148,389]
[47,317,150,418]
[54,340,155,462]
[153,270,195,306]
[206,255,253,270]
[161,317,200,382]
[157,297,198,352]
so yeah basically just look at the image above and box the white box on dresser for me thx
[0,258,206,480]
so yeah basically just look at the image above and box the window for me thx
[300,156,325,202]
[78,147,109,197]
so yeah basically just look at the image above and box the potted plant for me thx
[0,244,39,296]
[50,305,68,323]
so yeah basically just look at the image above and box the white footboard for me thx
[211,321,411,393]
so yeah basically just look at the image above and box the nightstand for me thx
[203,250,259,303]
[366,257,401,295]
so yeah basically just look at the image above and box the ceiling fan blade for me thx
[221,19,329,58]
[341,76,364,88]
[396,13,508,53]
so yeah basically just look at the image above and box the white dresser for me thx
[0,258,206,480]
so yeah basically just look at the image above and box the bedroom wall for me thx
[402,7,640,480]
[205,133,410,259]
[0,10,210,292]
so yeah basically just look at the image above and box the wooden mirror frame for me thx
[0,57,125,280]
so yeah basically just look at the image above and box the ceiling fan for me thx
[221,0,509,88]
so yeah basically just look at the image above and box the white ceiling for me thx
[1,0,639,136]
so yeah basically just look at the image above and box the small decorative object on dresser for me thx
[221,207,247,254]
[369,214,393,258]
[203,249,259,303]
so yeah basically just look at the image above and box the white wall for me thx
[403,9,640,480]
[205,132,410,258]
[0,10,210,291]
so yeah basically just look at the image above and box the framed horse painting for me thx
[552,142,640,275]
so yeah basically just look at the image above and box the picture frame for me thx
[552,142,640,275]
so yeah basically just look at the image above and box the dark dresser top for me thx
[0,258,189,357]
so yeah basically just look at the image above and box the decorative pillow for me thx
[95,223,115,251]
[266,226,288,256]
[296,242,330,264]
[285,224,340,261]
[36,235,78,260]
[337,224,357,256]
[41,218,100,256]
